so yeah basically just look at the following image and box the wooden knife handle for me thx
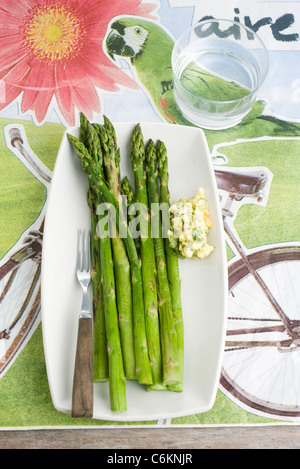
[72,317,93,418]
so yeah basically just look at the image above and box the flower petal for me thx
[75,44,138,91]
[54,63,101,125]
[0,83,21,111]
[0,44,28,73]
[0,0,32,16]
[20,62,55,122]
[0,55,31,92]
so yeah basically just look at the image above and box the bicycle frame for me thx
[215,163,300,351]
[0,124,52,378]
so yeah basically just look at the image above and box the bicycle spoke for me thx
[7,263,41,333]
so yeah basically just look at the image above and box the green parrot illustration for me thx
[106,18,300,138]
[106,18,188,124]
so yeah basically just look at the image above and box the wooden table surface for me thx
[1,425,300,449]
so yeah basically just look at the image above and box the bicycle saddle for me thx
[214,167,270,201]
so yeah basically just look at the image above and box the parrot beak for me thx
[106,30,135,60]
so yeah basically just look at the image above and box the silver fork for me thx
[77,228,92,320]
[72,229,93,418]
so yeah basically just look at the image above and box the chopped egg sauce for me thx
[168,188,214,259]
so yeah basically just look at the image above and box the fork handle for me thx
[72,317,93,418]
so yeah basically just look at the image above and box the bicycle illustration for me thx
[0,124,52,378]
[213,147,300,420]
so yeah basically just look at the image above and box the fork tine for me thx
[86,230,91,272]
[83,229,89,272]
[77,229,82,272]
[77,229,91,273]
[82,229,87,272]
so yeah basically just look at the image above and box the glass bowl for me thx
[172,19,269,130]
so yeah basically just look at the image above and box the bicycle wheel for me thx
[0,257,41,377]
[220,244,300,420]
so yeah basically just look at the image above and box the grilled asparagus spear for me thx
[157,139,184,392]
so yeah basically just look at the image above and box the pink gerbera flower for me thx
[0,0,157,125]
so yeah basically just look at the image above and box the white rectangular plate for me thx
[41,122,228,422]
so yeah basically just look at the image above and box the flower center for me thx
[24,5,85,62]
[43,23,64,43]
